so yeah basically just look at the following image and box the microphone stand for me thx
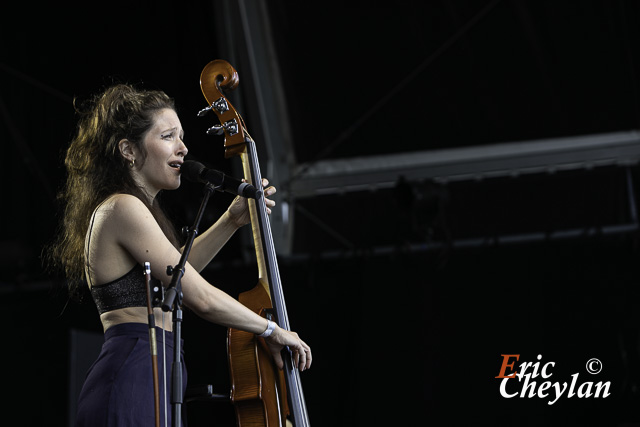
[161,182,218,427]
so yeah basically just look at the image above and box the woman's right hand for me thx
[265,326,312,372]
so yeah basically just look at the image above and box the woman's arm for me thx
[106,193,309,369]
[186,179,276,272]
[186,209,239,272]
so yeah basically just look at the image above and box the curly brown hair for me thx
[49,84,181,300]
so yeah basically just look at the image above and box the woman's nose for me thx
[177,139,188,156]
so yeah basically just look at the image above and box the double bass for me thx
[198,59,310,427]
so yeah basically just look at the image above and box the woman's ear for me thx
[118,139,136,163]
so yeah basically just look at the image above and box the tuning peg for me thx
[197,105,212,117]
[206,124,225,136]
[224,119,239,136]
[212,97,229,113]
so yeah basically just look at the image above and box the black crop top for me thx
[90,264,149,315]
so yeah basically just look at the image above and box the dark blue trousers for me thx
[75,322,187,426]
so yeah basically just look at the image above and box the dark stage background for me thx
[3,1,640,426]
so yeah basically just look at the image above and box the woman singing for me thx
[49,84,311,426]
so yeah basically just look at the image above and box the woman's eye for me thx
[161,133,173,140]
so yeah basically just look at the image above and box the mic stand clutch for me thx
[161,182,218,427]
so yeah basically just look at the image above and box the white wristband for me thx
[258,320,276,338]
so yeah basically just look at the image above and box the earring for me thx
[130,159,135,168]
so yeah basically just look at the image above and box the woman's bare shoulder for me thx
[98,193,145,211]
[95,194,150,222]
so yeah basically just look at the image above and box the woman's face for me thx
[135,108,188,197]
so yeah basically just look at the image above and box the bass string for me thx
[246,138,291,330]
[247,138,310,425]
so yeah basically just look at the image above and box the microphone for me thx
[181,160,261,199]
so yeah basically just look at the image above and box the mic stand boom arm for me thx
[161,182,218,427]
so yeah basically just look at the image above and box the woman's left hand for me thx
[227,178,276,227]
